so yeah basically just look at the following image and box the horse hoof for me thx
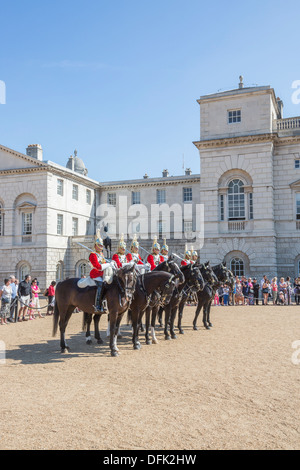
[171,334,177,340]
[152,338,158,344]
[193,326,198,331]
[205,326,211,330]
[97,338,104,345]
[146,339,152,345]
[208,324,213,328]
[111,350,119,357]
[134,343,141,350]
[165,335,171,341]
[61,347,70,353]
[86,339,92,345]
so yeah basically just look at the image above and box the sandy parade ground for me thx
[0,301,299,450]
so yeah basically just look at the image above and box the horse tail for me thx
[52,300,60,337]
[82,312,88,331]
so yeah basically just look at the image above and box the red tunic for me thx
[181,260,194,266]
[126,253,143,265]
[147,254,164,271]
[112,253,127,268]
[89,252,106,279]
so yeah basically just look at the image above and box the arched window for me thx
[0,202,3,236]
[228,179,245,220]
[19,262,31,281]
[230,257,244,277]
[77,262,89,278]
[56,262,64,282]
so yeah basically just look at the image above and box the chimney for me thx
[26,144,43,161]
[162,169,169,177]
[185,168,192,176]
[239,75,244,89]
[143,173,149,179]
[68,155,75,171]
[276,97,284,119]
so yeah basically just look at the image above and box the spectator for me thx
[31,278,44,319]
[28,297,36,320]
[18,274,32,321]
[241,276,250,305]
[234,281,244,305]
[286,277,292,305]
[271,277,278,305]
[214,290,219,306]
[248,278,254,305]
[223,285,230,306]
[294,278,300,305]
[278,277,287,305]
[46,281,56,315]
[8,275,18,322]
[0,278,12,325]
[252,278,260,305]
[262,279,270,305]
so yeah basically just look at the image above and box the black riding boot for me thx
[94,281,107,313]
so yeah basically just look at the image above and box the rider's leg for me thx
[94,280,107,313]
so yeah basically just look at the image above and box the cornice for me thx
[99,177,201,191]
[193,133,277,150]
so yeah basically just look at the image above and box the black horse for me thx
[161,263,205,340]
[53,264,137,357]
[192,262,230,330]
[177,262,217,334]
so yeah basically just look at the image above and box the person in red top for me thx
[191,247,198,264]
[112,234,127,268]
[46,281,56,316]
[147,236,164,271]
[126,234,144,265]
[89,230,114,312]
[181,246,192,266]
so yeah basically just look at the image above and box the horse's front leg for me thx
[109,311,119,357]
[94,314,104,344]
[150,306,159,344]
[177,297,186,334]
[84,312,93,344]
[131,307,141,350]
[207,301,213,328]
[202,302,210,329]
[169,305,178,339]
[145,306,151,345]
[193,300,203,331]
[164,304,171,340]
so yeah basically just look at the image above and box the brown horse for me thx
[53,264,137,357]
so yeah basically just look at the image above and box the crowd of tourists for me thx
[0,275,56,325]
[214,275,300,306]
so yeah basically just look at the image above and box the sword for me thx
[76,242,111,263]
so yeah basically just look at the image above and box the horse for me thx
[103,235,112,259]
[177,262,216,334]
[53,263,137,357]
[143,257,185,345]
[161,263,205,340]
[129,270,178,350]
[192,262,229,330]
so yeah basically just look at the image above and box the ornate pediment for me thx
[290,179,300,190]
[17,202,37,212]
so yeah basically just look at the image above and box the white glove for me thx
[102,262,113,271]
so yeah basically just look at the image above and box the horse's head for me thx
[116,263,137,302]
[159,273,176,306]
[199,262,218,285]
[189,265,205,292]
[213,263,229,283]
[166,259,185,285]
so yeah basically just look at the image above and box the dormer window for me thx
[228,109,241,124]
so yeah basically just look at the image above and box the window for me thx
[131,221,140,233]
[72,217,78,236]
[0,203,3,236]
[228,109,241,124]
[249,193,253,220]
[78,262,89,278]
[22,213,33,235]
[296,194,300,220]
[86,189,91,204]
[132,191,140,205]
[72,184,78,200]
[220,194,224,221]
[158,220,167,237]
[56,262,64,281]
[107,193,116,206]
[19,263,31,281]
[86,220,91,235]
[57,179,64,196]
[295,160,300,169]
[183,220,193,238]
[228,179,245,220]
[157,189,166,204]
[57,214,63,235]
[183,187,192,202]
[230,258,244,277]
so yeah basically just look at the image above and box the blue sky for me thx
[1,0,300,181]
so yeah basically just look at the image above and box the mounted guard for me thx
[112,233,127,268]
[88,230,115,312]
[147,236,164,271]
[181,245,192,266]
[126,234,144,265]
[160,238,169,261]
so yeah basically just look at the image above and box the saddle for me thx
[77,266,115,289]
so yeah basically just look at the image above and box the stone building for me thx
[1,78,300,287]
